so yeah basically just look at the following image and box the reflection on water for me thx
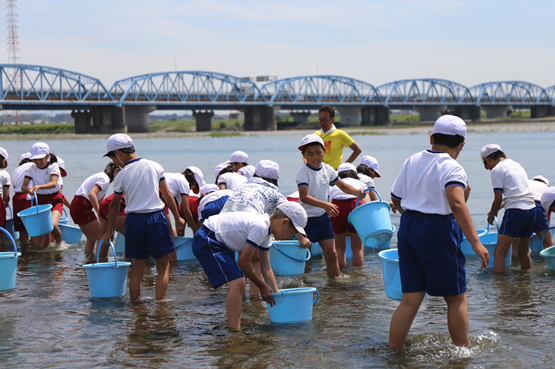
[1,132,555,367]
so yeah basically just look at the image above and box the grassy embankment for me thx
[150,119,243,137]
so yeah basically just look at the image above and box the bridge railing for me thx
[377,79,475,105]
[469,81,550,104]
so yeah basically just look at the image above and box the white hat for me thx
[360,155,381,177]
[0,147,8,168]
[432,115,466,138]
[200,184,219,195]
[337,162,356,173]
[30,142,50,160]
[532,175,550,186]
[298,134,324,151]
[214,162,230,181]
[57,156,67,177]
[480,144,502,160]
[229,151,249,163]
[254,160,279,180]
[276,201,308,236]
[239,164,255,179]
[186,166,206,188]
[104,133,133,157]
[20,152,31,162]
[541,187,555,213]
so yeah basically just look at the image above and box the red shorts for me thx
[188,196,199,223]
[98,193,126,219]
[13,192,31,231]
[286,197,299,202]
[37,192,64,214]
[331,198,357,234]
[70,195,97,225]
[0,196,6,229]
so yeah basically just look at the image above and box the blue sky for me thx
[6,0,555,88]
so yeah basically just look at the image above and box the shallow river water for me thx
[1,131,555,368]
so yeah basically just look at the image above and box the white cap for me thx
[20,152,31,162]
[30,142,50,160]
[239,165,255,179]
[276,201,308,236]
[214,162,230,181]
[532,175,550,186]
[298,134,324,151]
[432,115,466,138]
[104,133,134,157]
[0,147,8,168]
[254,160,279,180]
[480,144,502,160]
[57,156,67,177]
[186,166,206,188]
[360,155,381,177]
[200,184,219,195]
[542,187,555,213]
[337,162,356,173]
[229,151,248,163]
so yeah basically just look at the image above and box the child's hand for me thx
[356,189,366,201]
[175,216,186,231]
[389,202,397,214]
[260,284,276,307]
[323,202,339,217]
[487,213,495,225]
[298,234,311,249]
[472,241,490,270]
[31,185,41,193]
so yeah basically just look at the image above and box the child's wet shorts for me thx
[37,192,64,214]
[331,198,357,234]
[532,201,550,234]
[499,208,536,238]
[12,192,30,231]
[397,210,466,297]
[124,210,175,259]
[69,195,96,225]
[305,213,335,243]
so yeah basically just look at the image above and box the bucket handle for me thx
[97,239,118,267]
[0,226,18,258]
[30,191,39,213]
[312,288,319,306]
[63,207,68,218]
[8,205,13,219]
[486,216,499,233]
[272,243,311,262]
[541,226,555,246]
[355,188,383,208]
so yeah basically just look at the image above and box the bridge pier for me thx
[72,107,126,134]
[193,110,214,132]
[454,106,481,122]
[336,106,361,126]
[415,106,446,122]
[361,106,390,126]
[125,105,155,133]
[290,111,311,122]
[72,110,93,133]
[482,105,512,119]
[244,106,275,131]
[531,106,555,118]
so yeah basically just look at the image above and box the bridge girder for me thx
[377,79,475,105]
[470,81,549,105]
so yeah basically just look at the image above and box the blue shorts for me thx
[124,210,175,259]
[192,225,244,289]
[499,208,536,238]
[533,201,550,234]
[397,210,466,297]
[200,196,229,221]
[305,213,335,243]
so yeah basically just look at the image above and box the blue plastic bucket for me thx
[17,192,53,237]
[267,287,319,323]
[6,206,19,241]
[540,245,555,270]
[0,227,21,292]
[114,232,125,254]
[364,225,396,250]
[378,249,403,301]
[59,224,83,244]
[59,208,68,225]
[531,226,555,254]
[175,237,196,261]
[480,232,512,269]
[348,188,393,248]
[460,229,488,255]
[311,242,323,256]
[269,241,311,276]
[82,240,131,298]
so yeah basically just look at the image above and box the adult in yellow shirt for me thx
[315,105,362,169]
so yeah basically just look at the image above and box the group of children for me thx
[3,112,555,345]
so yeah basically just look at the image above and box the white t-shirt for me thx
[204,212,272,252]
[0,170,11,190]
[357,173,375,189]
[198,189,234,221]
[390,150,467,215]
[24,163,61,195]
[217,172,248,191]
[296,163,339,217]
[165,173,190,206]
[490,159,535,210]
[13,162,33,193]
[113,158,165,214]
[529,179,548,203]
[75,172,111,201]
[329,177,366,201]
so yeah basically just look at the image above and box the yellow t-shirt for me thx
[315,129,355,170]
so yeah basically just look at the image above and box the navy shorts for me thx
[499,208,536,238]
[533,201,550,234]
[397,210,466,297]
[124,210,175,259]
[200,196,229,222]
[305,213,335,243]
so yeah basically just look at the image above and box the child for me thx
[0,148,11,245]
[229,151,256,176]
[98,191,127,256]
[357,155,380,189]
[101,134,185,301]
[12,152,33,244]
[70,163,118,254]
[21,142,64,248]
[217,164,247,191]
[197,184,233,222]
[183,166,205,231]
[389,115,489,349]
[54,156,72,210]
[329,163,368,267]
[541,187,555,220]
[528,175,553,249]
[192,201,308,329]
[296,134,366,278]
[165,172,198,235]
[481,144,536,273]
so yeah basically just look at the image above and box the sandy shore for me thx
[1,119,554,141]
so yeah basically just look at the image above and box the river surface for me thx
[1,131,555,368]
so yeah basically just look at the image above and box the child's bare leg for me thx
[249,249,262,298]
[51,210,62,245]
[493,234,514,274]
[350,232,364,266]
[538,229,554,249]
[319,238,339,278]
[130,259,146,300]
[517,237,532,269]
[511,239,519,258]
[40,234,50,248]
[334,232,347,268]
[226,277,246,329]
[79,220,102,254]
[389,291,426,349]
[444,293,469,347]
[154,255,170,300]
[115,216,126,235]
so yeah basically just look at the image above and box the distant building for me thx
[229,111,245,120]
